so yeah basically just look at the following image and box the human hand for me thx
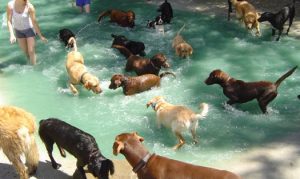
[40,35,48,43]
[10,35,16,44]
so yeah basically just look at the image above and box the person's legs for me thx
[84,4,90,13]
[17,38,29,59]
[26,37,36,65]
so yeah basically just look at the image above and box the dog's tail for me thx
[159,72,176,78]
[97,10,112,22]
[195,103,209,120]
[274,66,297,88]
[176,24,185,36]
[112,44,133,58]
[68,37,77,52]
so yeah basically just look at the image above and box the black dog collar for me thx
[80,72,89,84]
[132,153,153,173]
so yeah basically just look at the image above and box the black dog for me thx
[258,0,296,41]
[59,28,75,48]
[157,0,173,23]
[111,34,146,56]
[39,118,114,179]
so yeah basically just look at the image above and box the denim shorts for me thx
[76,0,91,7]
[14,28,36,38]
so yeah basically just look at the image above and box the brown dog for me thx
[97,9,135,28]
[205,66,298,113]
[113,132,241,179]
[146,96,209,150]
[112,45,170,76]
[109,72,175,95]
[172,24,193,58]
[66,37,102,95]
[0,106,39,179]
[231,0,260,36]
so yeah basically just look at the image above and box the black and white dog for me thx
[111,34,146,56]
[39,118,114,179]
[59,28,76,48]
[147,16,164,34]
[258,0,296,41]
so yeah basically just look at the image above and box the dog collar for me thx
[132,153,154,173]
[151,102,157,110]
[80,72,89,84]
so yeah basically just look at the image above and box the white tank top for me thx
[8,0,33,30]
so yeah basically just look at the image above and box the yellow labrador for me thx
[231,0,260,36]
[147,96,209,150]
[172,24,193,58]
[65,37,102,95]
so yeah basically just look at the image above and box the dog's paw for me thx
[52,163,62,169]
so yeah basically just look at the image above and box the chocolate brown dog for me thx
[112,44,170,76]
[39,118,114,179]
[113,132,241,179]
[109,72,175,95]
[97,9,135,28]
[205,66,297,113]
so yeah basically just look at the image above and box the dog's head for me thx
[113,132,144,156]
[146,96,165,110]
[109,74,125,90]
[151,53,170,69]
[205,69,230,85]
[111,34,128,46]
[59,28,75,48]
[244,13,259,30]
[127,10,135,27]
[156,16,164,25]
[257,12,272,22]
[175,43,193,58]
[83,75,102,94]
[88,156,115,179]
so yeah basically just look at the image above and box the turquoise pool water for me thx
[1,0,300,167]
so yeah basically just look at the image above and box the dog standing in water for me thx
[258,0,296,41]
[205,66,297,113]
[65,37,102,95]
[172,24,193,58]
[147,96,209,150]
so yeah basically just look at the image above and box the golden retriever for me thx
[0,106,39,179]
[231,0,260,36]
[65,37,102,95]
[146,96,209,150]
[172,24,193,58]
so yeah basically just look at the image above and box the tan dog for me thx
[231,0,260,36]
[0,106,39,179]
[109,72,175,95]
[113,132,241,179]
[146,96,209,150]
[66,37,102,95]
[172,24,193,58]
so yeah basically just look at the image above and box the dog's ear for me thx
[113,141,124,156]
[133,132,144,142]
[84,82,92,90]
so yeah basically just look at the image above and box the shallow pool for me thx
[0,0,300,168]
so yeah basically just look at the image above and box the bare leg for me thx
[17,38,29,59]
[26,37,36,65]
[84,4,90,13]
